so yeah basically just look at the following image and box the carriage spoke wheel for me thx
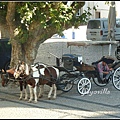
[57,74,74,92]
[77,77,91,95]
[112,67,120,90]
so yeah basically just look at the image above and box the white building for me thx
[115,1,120,18]
[78,1,120,19]
[83,1,109,19]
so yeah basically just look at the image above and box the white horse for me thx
[14,61,59,103]
[13,61,30,101]
[31,62,59,100]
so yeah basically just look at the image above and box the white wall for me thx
[116,1,120,18]
[83,1,120,19]
[34,40,118,66]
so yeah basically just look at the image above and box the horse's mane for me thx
[15,61,30,75]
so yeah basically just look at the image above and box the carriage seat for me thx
[92,60,114,83]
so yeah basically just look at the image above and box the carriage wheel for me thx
[112,67,120,90]
[57,74,74,92]
[77,77,91,95]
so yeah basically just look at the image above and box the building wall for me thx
[83,1,117,19]
[116,1,120,18]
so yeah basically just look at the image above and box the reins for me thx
[33,62,57,83]
[14,61,58,84]
[32,67,57,84]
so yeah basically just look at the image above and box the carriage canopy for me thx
[62,54,82,70]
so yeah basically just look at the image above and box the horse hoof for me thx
[53,97,56,100]
[48,98,51,100]
[24,98,28,101]
[38,95,43,98]
[19,98,22,100]
[28,100,32,103]
[34,101,37,104]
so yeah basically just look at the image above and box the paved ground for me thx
[0,76,120,119]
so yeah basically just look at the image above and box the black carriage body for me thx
[0,38,11,71]
[62,54,82,70]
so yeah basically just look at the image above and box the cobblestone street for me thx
[0,78,120,119]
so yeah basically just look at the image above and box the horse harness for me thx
[34,66,57,84]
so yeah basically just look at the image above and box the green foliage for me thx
[105,1,110,5]
[0,2,93,42]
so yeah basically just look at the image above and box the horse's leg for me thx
[33,85,38,103]
[38,85,44,98]
[28,84,33,103]
[19,81,23,100]
[52,84,57,99]
[48,85,53,100]
[24,82,28,101]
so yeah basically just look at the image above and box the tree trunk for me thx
[6,2,38,67]
[10,39,38,67]
[22,39,39,66]
[10,40,23,67]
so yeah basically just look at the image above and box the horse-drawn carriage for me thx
[0,54,92,102]
[55,53,92,95]
[0,53,92,97]
[54,52,120,94]
[1,48,120,101]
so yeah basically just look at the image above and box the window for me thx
[103,20,108,29]
[87,20,101,29]
[95,12,100,18]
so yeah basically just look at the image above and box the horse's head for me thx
[1,69,14,87]
[14,61,29,79]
